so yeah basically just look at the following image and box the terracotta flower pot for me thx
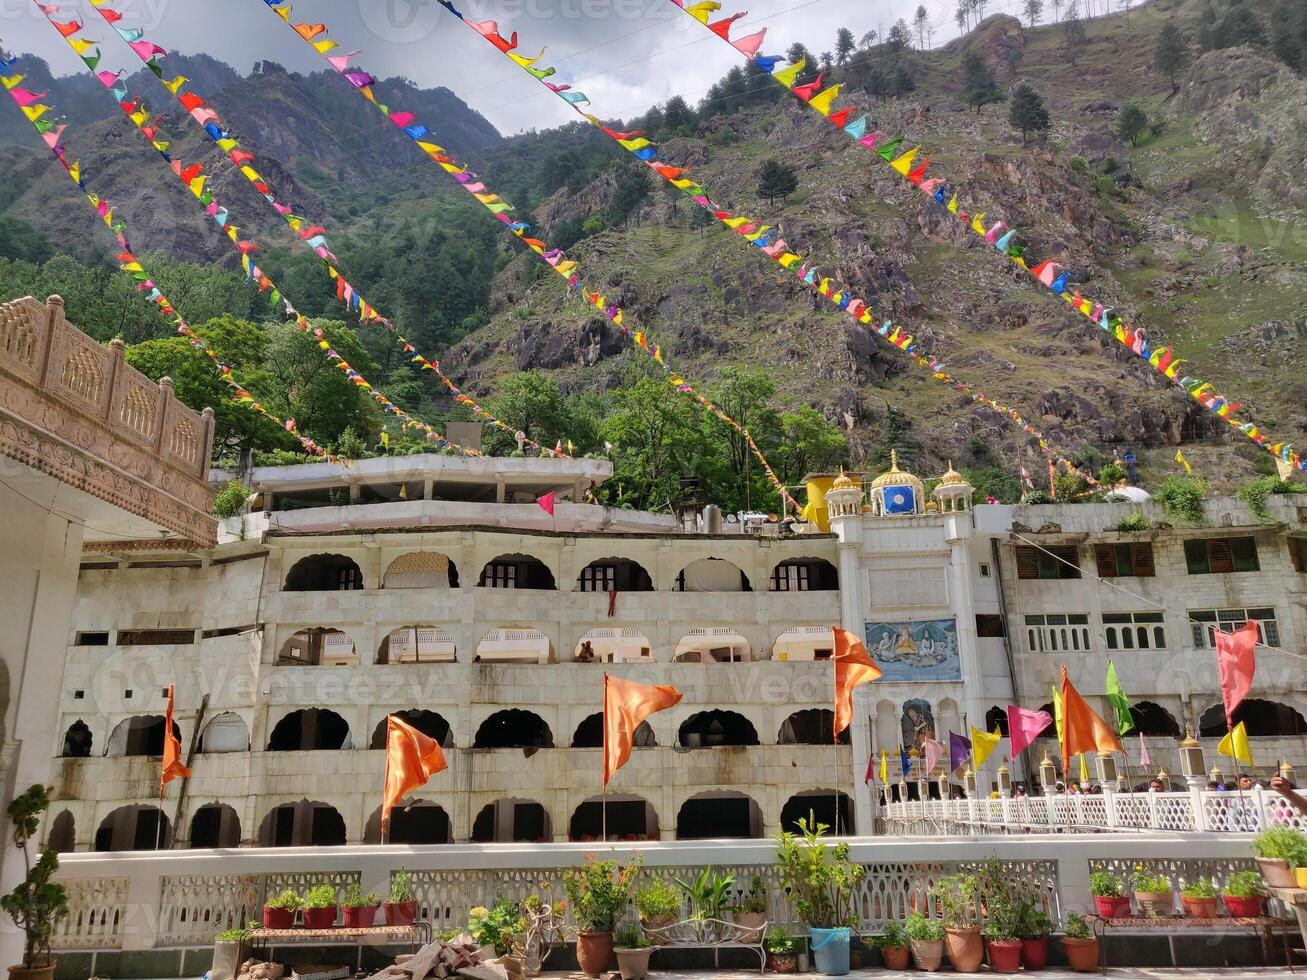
[986,937,1023,974]
[1093,894,1131,918]
[944,926,983,973]
[576,929,614,978]
[1256,856,1296,889]
[6,964,56,980]
[384,900,417,926]
[1062,935,1100,973]
[766,951,798,973]
[1224,894,1265,918]
[1020,935,1049,970]
[614,946,652,980]
[1135,890,1173,917]
[262,906,295,929]
[880,945,910,970]
[343,904,378,927]
[302,905,337,929]
[909,937,943,971]
[733,910,766,944]
[1181,895,1218,918]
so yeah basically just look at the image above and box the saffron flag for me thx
[1007,705,1052,757]
[1105,660,1133,736]
[970,725,1003,768]
[382,714,447,829]
[1217,721,1254,767]
[1059,665,1122,772]
[603,674,682,785]
[832,628,883,739]
[160,683,190,792]
[949,730,971,773]
[537,491,555,516]
[1215,620,1258,727]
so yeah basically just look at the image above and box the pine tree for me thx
[1116,103,1148,146]
[955,3,969,32]
[887,19,913,54]
[914,5,930,50]
[663,95,695,134]
[859,29,878,49]
[836,27,856,64]
[1154,22,1191,92]
[1050,0,1063,21]
[962,52,1002,112]
[1023,0,1044,26]
[1063,0,1087,65]
[1008,82,1050,144]
[756,159,799,204]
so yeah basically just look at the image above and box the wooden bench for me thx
[1089,913,1293,971]
[643,916,768,974]
[248,923,432,973]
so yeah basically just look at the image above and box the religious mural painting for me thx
[864,618,961,682]
[900,698,935,755]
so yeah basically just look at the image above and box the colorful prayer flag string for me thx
[262,0,800,512]
[664,0,1301,473]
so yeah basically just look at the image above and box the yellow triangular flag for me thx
[947,193,959,214]
[1079,753,1089,782]
[398,483,407,500]
[889,147,920,175]
[879,748,888,784]
[1174,449,1192,475]
[774,57,807,88]
[808,83,844,115]
[970,725,1003,768]
[1217,722,1254,767]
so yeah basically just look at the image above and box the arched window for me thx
[777,709,849,745]
[198,713,250,753]
[61,719,92,757]
[105,715,180,757]
[475,628,551,664]
[473,710,553,749]
[569,795,659,841]
[781,790,855,835]
[378,626,456,664]
[364,801,452,844]
[47,810,75,853]
[571,713,655,749]
[257,800,347,847]
[575,558,653,592]
[284,554,363,591]
[572,628,652,663]
[95,805,170,851]
[189,804,241,848]
[678,710,759,747]
[277,628,358,666]
[674,629,752,663]
[477,554,555,590]
[383,552,458,589]
[771,627,836,661]
[470,799,551,842]
[770,557,838,591]
[370,711,454,749]
[1200,699,1307,737]
[675,792,763,839]
[674,558,751,592]
[266,709,350,751]
[985,706,1010,737]
[1129,701,1181,737]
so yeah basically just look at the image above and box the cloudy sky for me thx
[0,0,1025,134]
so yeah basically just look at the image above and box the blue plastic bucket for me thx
[810,926,851,975]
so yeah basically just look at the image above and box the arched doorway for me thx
[674,629,753,663]
[771,627,835,661]
[95,805,170,851]
[370,711,454,748]
[571,713,655,748]
[383,552,459,589]
[364,802,452,844]
[569,795,658,841]
[572,628,652,663]
[106,715,180,757]
[1129,701,1181,737]
[474,628,552,663]
[478,554,556,589]
[189,804,241,848]
[780,790,855,835]
[674,558,751,592]
[769,557,838,591]
[257,800,347,846]
[470,799,551,842]
[678,710,759,747]
[1200,699,1307,737]
[47,810,75,853]
[474,710,553,749]
[675,792,763,839]
[198,712,250,753]
[277,628,357,666]
[61,719,92,757]
[266,709,350,751]
[777,709,849,745]
[377,626,456,664]
[284,554,363,591]
[575,557,654,592]
[984,706,1010,737]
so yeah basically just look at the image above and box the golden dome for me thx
[869,449,924,490]
[939,461,967,487]
[831,468,858,491]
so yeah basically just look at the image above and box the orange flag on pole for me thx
[160,683,190,795]
[382,714,447,831]
[1059,665,1121,772]
[833,628,883,741]
[603,674,682,785]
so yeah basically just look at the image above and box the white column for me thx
[829,509,872,831]
[945,517,986,729]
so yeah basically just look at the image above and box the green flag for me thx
[1050,684,1064,743]
[1105,660,1133,736]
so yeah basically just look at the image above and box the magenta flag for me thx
[1137,731,1151,769]
[1007,705,1053,757]
[537,491,556,516]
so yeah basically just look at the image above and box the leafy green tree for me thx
[1198,0,1266,51]
[886,19,913,54]
[1008,82,1051,144]
[599,375,704,513]
[756,159,799,204]
[1116,103,1148,145]
[0,215,53,265]
[706,367,782,510]
[606,164,652,227]
[835,27,856,65]
[962,52,1002,112]
[662,95,697,134]
[1023,0,1044,26]
[1270,0,1307,72]
[1154,21,1192,92]
[483,370,571,453]
[264,319,380,446]
[774,406,847,485]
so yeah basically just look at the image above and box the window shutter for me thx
[1208,539,1233,574]
[1054,546,1082,579]
[1015,546,1039,579]
[1131,543,1155,577]
[1094,544,1116,578]
[1292,538,1306,574]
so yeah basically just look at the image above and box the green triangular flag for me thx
[1105,660,1133,737]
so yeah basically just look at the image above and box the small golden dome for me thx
[939,460,966,487]
[831,468,858,491]
[869,449,924,490]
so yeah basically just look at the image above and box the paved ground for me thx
[535,971,1299,978]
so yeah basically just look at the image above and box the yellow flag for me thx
[970,725,1003,768]
[1079,753,1089,782]
[1175,449,1192,474]
[1217,722,1254,766]
[879,749,888,784]
[1051,684,1064,742]
[889,147,919,175]
[398,483,407,501]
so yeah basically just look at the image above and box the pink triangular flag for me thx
[1137,731,1150,769]
[1006,705,1053,757]
[922,737,943,777]
[733,28,767,57]
[537,492,555,516]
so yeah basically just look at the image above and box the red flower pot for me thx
[262,906,295,930]
[1224,895,1265,918]
[302,906,337,929]
[986,938,1023,974]
[1021,936,1049,970]
[1094,895,1131,918]
[384,900,418,926]
[575,930,614,978]
[343,905,378,927]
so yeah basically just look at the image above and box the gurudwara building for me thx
[43,447,1307,852]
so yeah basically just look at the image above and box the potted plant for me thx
[1060,913,1099,973]
[211,922,253,980]
[905,911,943,971]
[261,889,301,930]
[1014,897,1052,970]
[1180,878,1219,918]
[613,923,652,980]
[732,874,767,943]
[1223,870,1269,918]
[774,818,864,976]
[302,884,338,929]
[674,866,734,940]
[1088,870,1130,918]
[469,900,527,957]
[341,883,381,928]
[635,877,681,942]
[385,869,418,925]
[764,927,800,974]
[981,917,1022,974]
[563,855,641,978]
[870,921,909,970]
[929,873,982,973]
[1,786,68,980]
[1253,827,1307,888]
[1131,869,1173,917]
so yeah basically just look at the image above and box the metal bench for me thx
[644,916,768,974]
[1088,913,1294,972]
[247,923,432,973]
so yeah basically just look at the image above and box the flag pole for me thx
[601,674,608,844]
[832,644,841,834]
